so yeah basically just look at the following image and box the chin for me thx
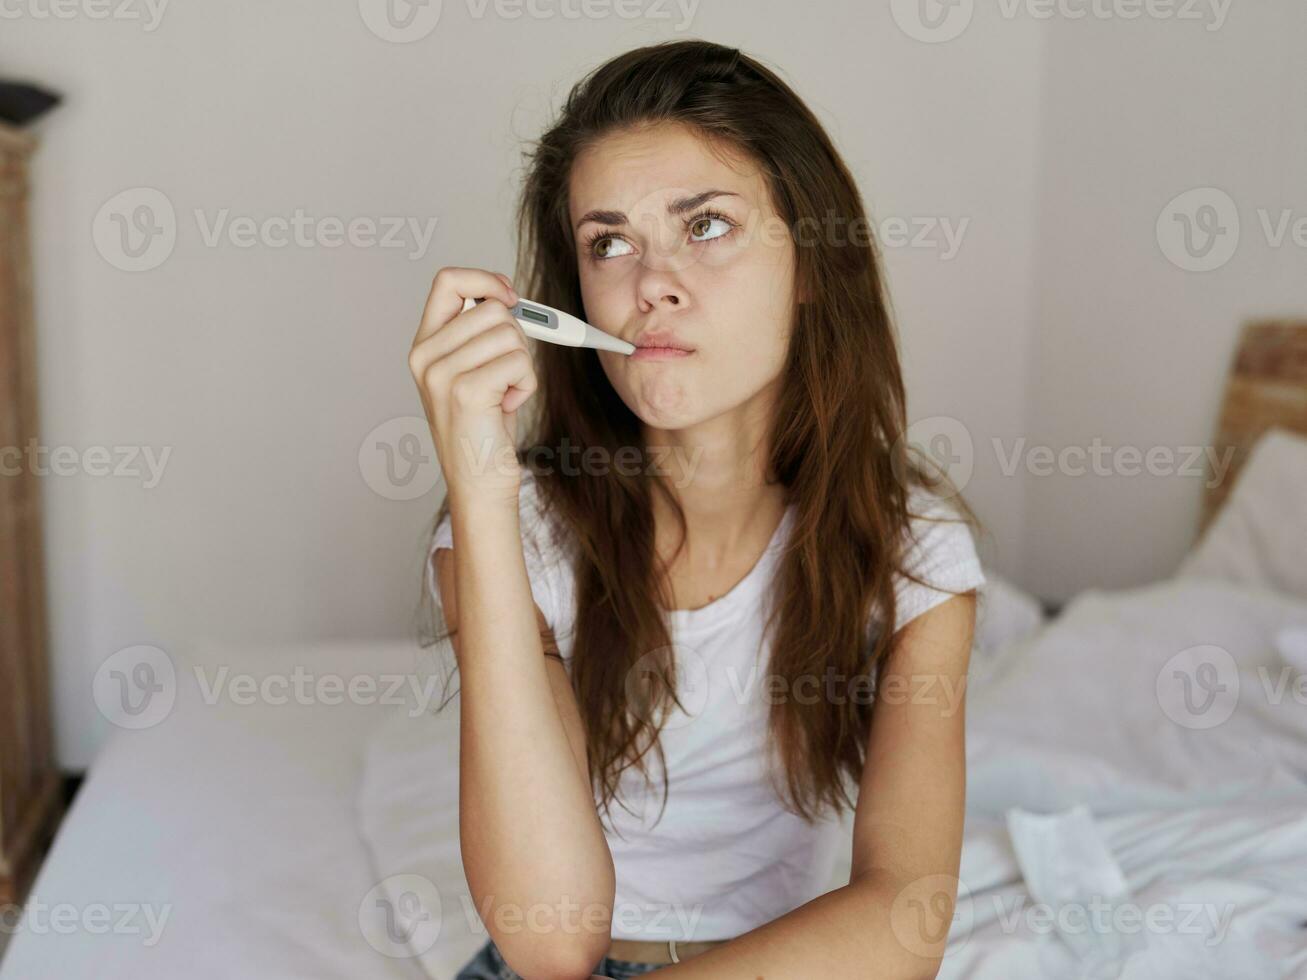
[622,395,698,431]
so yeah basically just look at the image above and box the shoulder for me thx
[892,484,986,630]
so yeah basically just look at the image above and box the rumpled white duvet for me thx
[355,573,1307,979]
[3,581,1304,978]
[941,577,1307,978]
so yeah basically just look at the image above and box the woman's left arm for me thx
[649,590,977,980]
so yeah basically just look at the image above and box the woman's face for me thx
[568,121,797,433]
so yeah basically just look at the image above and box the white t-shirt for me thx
[429,467,986,942]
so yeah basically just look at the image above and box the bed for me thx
[0,639,437,980]
[937,319,1307,978]
[3,321,1305,979]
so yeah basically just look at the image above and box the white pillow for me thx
[972,572,1046,658]
[1177,427,1307,602]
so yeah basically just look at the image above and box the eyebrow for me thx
[574,189,741,232]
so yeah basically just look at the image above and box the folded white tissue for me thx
[1006,804,1147,972]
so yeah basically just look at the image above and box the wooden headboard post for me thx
[1201,320,1307,534]
[0,120,63,906]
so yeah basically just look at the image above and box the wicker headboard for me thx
[1200,320,1307,532]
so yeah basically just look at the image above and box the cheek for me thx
[700,239,794,326]
[580,278,635,339]
[577,273,601,321]
[702,267,792,369]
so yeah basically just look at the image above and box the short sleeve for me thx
[892,488,986,630]
[427,467,568,639]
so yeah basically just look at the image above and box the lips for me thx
[633,328,695,352]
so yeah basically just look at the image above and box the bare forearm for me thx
[646,874,946,980]
[452,500,615,975]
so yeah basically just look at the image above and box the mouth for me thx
[632,328,696,358]
[630,345,695,361]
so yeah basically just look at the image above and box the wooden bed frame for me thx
[0,121,62,908]
[1201,319,1307,534]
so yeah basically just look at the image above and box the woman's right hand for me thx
[408,266,538,508]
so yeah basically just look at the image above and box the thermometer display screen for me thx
[519,306,550,325]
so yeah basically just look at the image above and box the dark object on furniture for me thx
[0,81,61,127]
[0,120,63,906]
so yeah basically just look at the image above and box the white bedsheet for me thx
[6,578,1306,978]
[941,579,1307,978]
[0,638,442,980]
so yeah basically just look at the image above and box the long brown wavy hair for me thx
[417,39,986,831]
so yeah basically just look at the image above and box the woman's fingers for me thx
[408,298,529,381]
[447,346,536,415]
[422,318,528,403]
[413,265,517,347]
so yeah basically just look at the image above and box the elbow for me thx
[897,924,950,980]
[491,905,613,980]
[471,855,616,978]
[494,936,610,980]
[850,873,949,980]
[878,949,943,980]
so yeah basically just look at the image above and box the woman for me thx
[410,39,987,980]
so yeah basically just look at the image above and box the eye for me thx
[587,233,634,260]
[581,209,738,262]
[688,212,735,243]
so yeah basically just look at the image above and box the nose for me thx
[635,267,687,313]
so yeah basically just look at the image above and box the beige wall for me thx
[1023,1,1307,598]
[14,1,1296,766]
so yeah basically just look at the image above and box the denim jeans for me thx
[454,937,662,979]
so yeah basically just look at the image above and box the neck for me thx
[642,403,787,570]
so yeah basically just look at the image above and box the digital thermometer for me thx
[461,296,634,355]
